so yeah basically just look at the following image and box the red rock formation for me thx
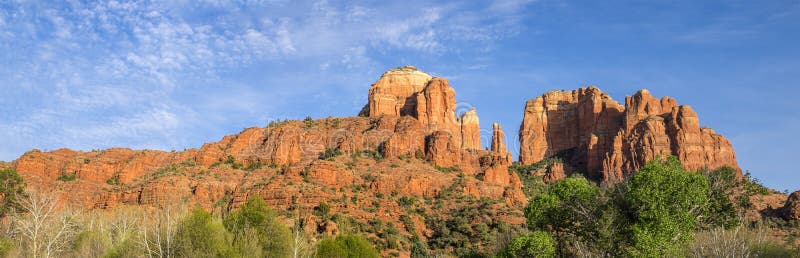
[426,131,459,167]
[460,109,481,150]
[491,123,513,163]
[363,66,481,152]
[364,66,432,117]
[543,162,568,183]
[11,67,528,211]
[520,87,739,181]
[782,191,800,220]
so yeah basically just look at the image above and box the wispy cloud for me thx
[0,0,536,160]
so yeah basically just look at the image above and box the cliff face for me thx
[519,87,739,181]
[11,66,525,213]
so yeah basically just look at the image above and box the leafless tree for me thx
[291,222,315,258]
[11,191,80,258]
[138,205,182,258]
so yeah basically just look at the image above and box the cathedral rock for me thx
[519,86,739,182]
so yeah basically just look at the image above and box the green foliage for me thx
[699,166,740,229]
[525,176,600,232]
[175,207,235,257]
[57,171,77,182]
[321,148,343,160]
[0,237,15,257]
[433,166,461,173]
[397,196,417,207]
[303,116,315,129]
[742,171,770,195]
[0,167,25,217]
[354,150,383,161]
[426,196,517,257]
[498,231,556,258]
[223,198,293,258]
[315,234,380,258]
[410,241,430,258]
[315,201,331,219]
[509,162,551,198]
[106,176,122,186]
[215,155,264,171]
[414,149,425,160]
[626,156,708,257]
[522,174,631,256]
[330,118,342,129]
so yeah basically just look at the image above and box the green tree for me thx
[524,175,600,236]
[700,166,739,229]
[315,234,380,258]
[524,175,630,256]
[223,197,293,258]
[499,231,556,258]
[626,156,708,257]
[175,207,235,257]
[409,241,430,258]
[0,167,25,217]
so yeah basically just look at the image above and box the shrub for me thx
[0,237,15,257]
[303,116,315,129]
[742,171,770,195]
[356,150,383,161]
[315,234,380,258]
[223,198,293,257]
[321,148,343,160]
[499,231,556,258]
[426,195,518,257]
[434,166,461,173]
[330,118,342,128]
[410,241,430,258]
[689,225,799,257]
[626,156,708,257]
[106,176,122,186]
[175,207,235,257]
[315,201,331,218]
[57,172,77,182]
[397,196,417,207]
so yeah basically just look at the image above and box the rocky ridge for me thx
[9,67,528,250]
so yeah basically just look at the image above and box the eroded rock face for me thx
[364,66,481,151]
[364,66,433,117]
[12,66,527,211]
[782,191,800,221]
[491,123,513,163]
[460,109,481,150]
[520,87,739,181]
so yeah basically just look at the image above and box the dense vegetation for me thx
[519,156,798,257]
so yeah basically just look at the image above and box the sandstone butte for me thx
[7,66,797,247]
[519,86,740,182]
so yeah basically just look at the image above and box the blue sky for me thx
[1,0,798,191]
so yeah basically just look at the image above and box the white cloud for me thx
[0,0,538,160]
